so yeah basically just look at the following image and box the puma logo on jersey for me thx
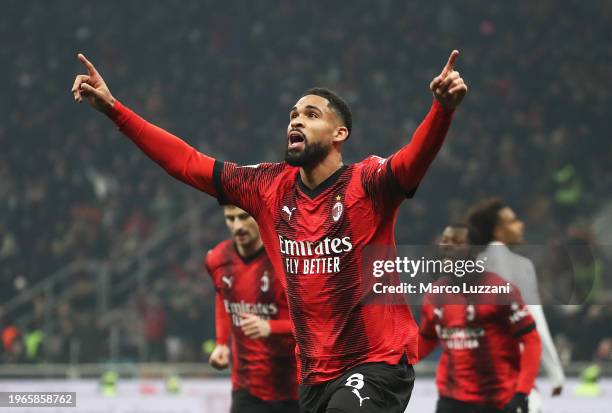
[352,389,370,407]
[282,206,297,220]
[221,276,233,288]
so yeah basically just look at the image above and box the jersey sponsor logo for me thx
[278,235,353,256]
[435,325,485,350]
[278,234,353,275]
[282,205,297,220]
[223,299,279,327]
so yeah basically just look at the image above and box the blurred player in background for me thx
[468,198,565,412]
[419,223,542,413]
[72,49,467,412]
[205,205,298,413]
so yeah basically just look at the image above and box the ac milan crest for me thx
[332,201,343,222]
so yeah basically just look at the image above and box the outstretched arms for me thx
[72,54,218,196]
[389,50,468,195]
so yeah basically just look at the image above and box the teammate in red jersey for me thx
[72,50,467,413]
[206,205,298,413]
[419,224,542,413]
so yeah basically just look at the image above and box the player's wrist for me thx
[432,97,456,114]
[262,320,271,337]
[105,98,122,121]
[104,96,116,113]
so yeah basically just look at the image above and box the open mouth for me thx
[288,130,305,150]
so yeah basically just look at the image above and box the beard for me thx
[284,140,330,168]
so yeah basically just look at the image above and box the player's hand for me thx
[503,392,528,413]
[430,50,467,111]
[239,313,271,339]
[551,386,563,396]
[71,53,115,113]
[208,344,230,370]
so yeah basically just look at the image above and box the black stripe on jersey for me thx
[386,156,418,198]
[297,165,347,199]
[512,322,536,338]
[213,160,227,205]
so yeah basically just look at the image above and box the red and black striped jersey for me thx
[419,272,539,409]
[213,156,419,384]
[205,240,297,401]
[108,98,454,385]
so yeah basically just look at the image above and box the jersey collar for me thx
[297,165,347,199]
[233,243,266,264]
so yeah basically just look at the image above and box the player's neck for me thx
[299,153,343,190]
[236,238,264,259]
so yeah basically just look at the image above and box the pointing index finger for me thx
[440,50,459,78]
[78,53,98,76]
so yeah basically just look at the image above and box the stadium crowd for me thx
[1,1,611,364]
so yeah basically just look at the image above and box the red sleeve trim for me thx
[268,319,293,335]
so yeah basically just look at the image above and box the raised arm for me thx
[71,53,217,196]
[389,50,467,194]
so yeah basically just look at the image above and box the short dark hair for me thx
[466,198,507,244]
[302,87,352,136]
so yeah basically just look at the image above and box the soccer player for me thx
[467,198,565,411]
[419,224,542,413]
[206,205,298,413]
[71,49,467,413]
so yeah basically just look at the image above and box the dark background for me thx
[1,0,610,365]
